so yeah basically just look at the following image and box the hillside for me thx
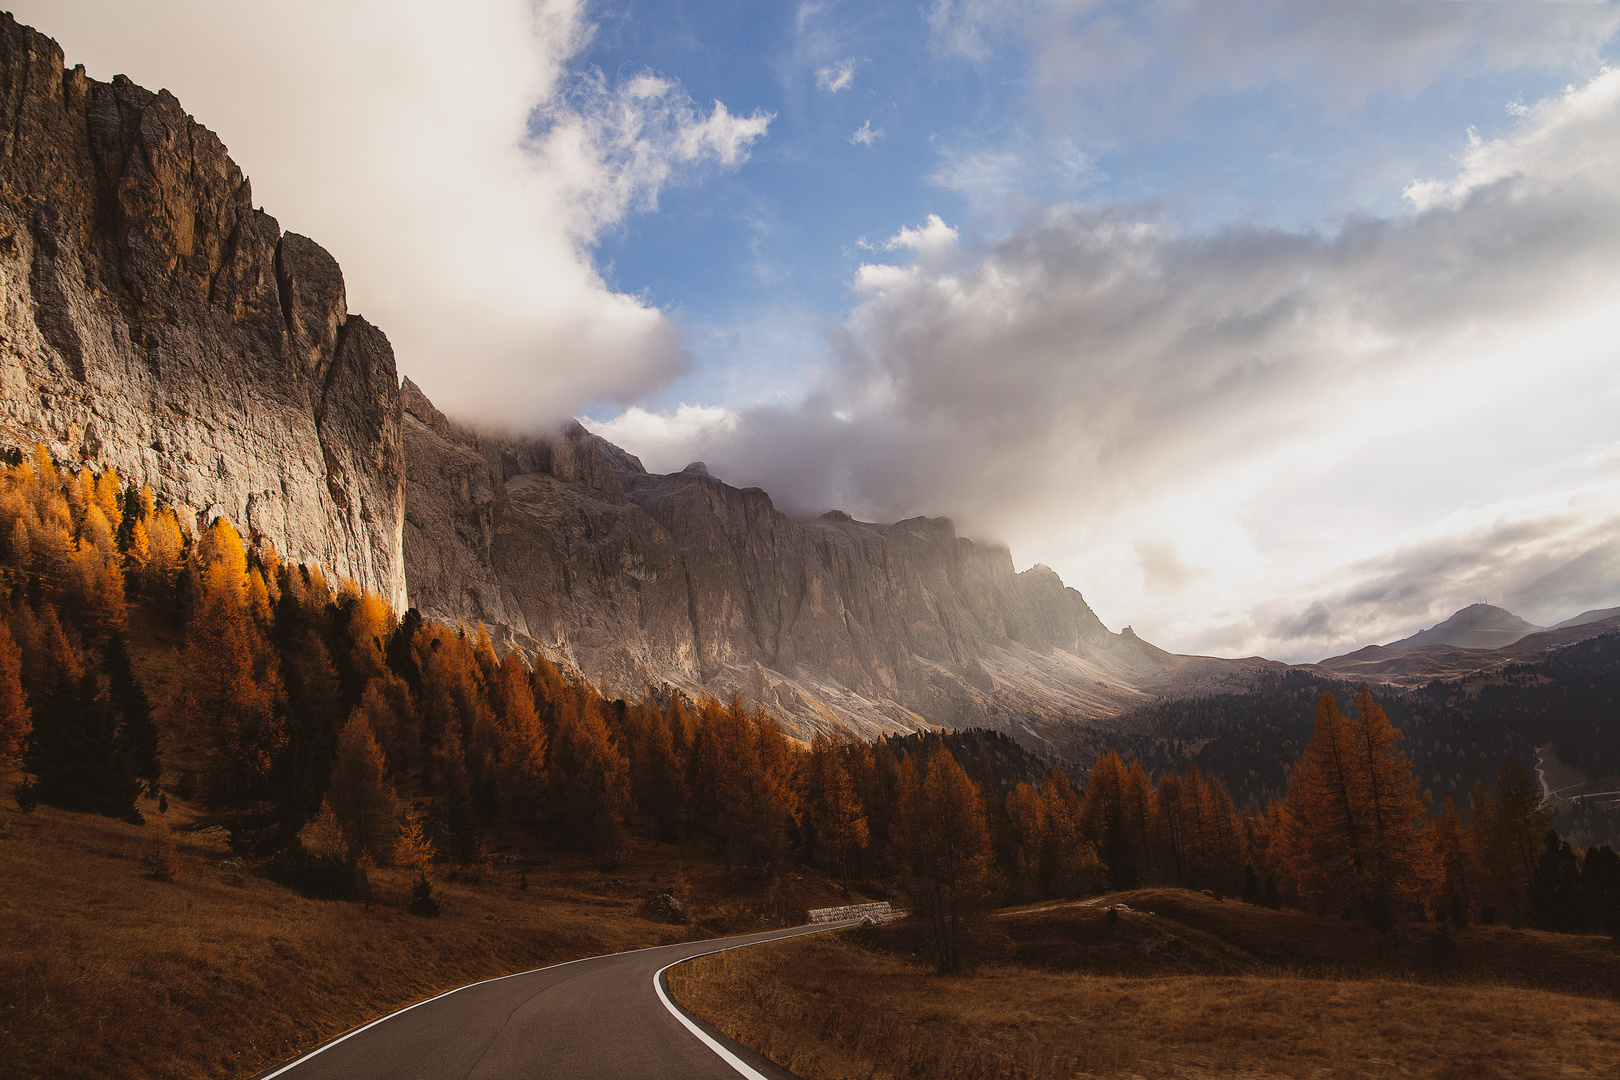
[1111,634,1620,847]
[0,789,858,1080]
[1314,609,1620,688]
[670,889,1620,1080]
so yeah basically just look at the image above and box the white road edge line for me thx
[653,921,856,1080]
[257,934,724,1079]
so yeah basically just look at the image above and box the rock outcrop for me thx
[0,16,406,609]
[401,386,1272,744]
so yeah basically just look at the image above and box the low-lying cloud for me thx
[22,0,770,430]
[593,69,1620,661]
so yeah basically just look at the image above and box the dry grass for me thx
[0,788,856,1080]
[669,894,1620,1080]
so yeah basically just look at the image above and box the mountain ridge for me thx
[399,378,1289,742]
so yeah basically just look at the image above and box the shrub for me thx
[1366,891,1395,933]
[408,878,440,917]
[268,843,354,900]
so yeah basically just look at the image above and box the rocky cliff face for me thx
[0,13,1268,748]
[0,16,406,609]
[400,383,1258,744]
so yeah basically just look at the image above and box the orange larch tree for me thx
[890,746,998,973]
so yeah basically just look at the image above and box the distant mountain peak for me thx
[1554,606,1620,630]
[1385,603,1544,651]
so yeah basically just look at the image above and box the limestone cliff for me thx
[0,16,405,609]
[400,384,1267,744]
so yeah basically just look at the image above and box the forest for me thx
[0,445,1615,976]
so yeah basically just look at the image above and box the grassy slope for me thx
[0,787,856,1080]
[669,890,1620,1080]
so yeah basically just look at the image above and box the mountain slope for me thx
[399,382,1280,742]
[1555,606,1620,630]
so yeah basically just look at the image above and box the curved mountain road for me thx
[253,922,848,1080]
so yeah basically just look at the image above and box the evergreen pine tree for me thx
[1530,831,1588,932]
[105,632,160,794]
[24,672,143,822]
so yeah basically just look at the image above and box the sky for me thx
[21,0,1620,664]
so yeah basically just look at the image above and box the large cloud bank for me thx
[20,0,770,428]
[594,70,1620,662]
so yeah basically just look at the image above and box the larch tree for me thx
[1002,781,1047,902]
[1345,686,1433,910]
[487,650,546,820]
[67,502,126,632]
[548,694,634,860]
[329,713,400,863]
[173,519,286,852]
[688,697,799,871]
[623,700,685,843]
[1040,767,1095,898]
[1152,771,1190,887]
[1470,760,1553,923]
[1285,691,1371,913]
[106,632,160,795]
[1433,794,1473,921]
[0,619,29,769]
[23,669,143,822]
[804,733,869,896]
[890,747,998,974]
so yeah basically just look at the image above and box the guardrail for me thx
[807,901,893,924]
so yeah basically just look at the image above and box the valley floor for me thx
[669,891,1620,1080]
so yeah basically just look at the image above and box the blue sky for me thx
[576,0,1617,418]
[25,0,1620,662]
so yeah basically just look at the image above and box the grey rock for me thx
[400,392,1274,745]
[0,16,405,609]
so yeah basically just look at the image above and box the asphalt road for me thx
[254,922,851,1080]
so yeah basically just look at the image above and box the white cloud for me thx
[850,119,882,147]
[605,67,1620,660]
[583,404,741,473]
[815,58,856,92]
[1405,67,1620,212]
[16,0,770,431]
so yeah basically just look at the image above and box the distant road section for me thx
[256,923,847,1080]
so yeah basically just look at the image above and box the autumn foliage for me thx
[0,443,1609,941]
